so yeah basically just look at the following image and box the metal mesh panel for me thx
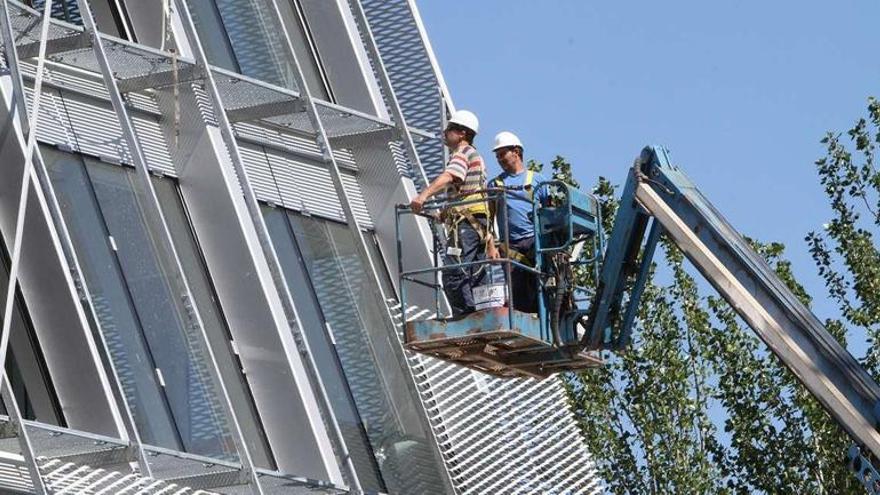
[218,469,349,495]
[212,70,295,113]
[6,2,80,47]
[391,300,602,494]
[360,0,446,179]
[262,109,314,135]
[48,39,197,84]
[0,415,363,493]
[313,102,389,139]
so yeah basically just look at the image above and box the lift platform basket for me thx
[404,307,603,379]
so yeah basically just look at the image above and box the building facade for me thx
[0,0,600,493]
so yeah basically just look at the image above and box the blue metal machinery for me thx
[398,146,880,491]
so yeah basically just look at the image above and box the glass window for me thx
[30,0,130,40]
[275,0,333,100]
[156,180,275,468]
[184,0,240,73]
[44,147,243,461]
[0,246,63,425]
[43,147,181,450]
[185,0,331,99]
[272,210,447,494]
[263,206,383,491]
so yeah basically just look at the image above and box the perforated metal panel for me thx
[391,303,601,495]
[359,0,446,179]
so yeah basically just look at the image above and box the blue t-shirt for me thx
[493,169,549,242]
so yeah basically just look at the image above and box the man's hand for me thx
[487,245,500,260]
[410,193,426,214]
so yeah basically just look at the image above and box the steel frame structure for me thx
[0,0,456,492]
[0,0,601,493]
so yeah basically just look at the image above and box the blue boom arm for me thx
[588,146,880,490]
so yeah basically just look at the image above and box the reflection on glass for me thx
[45,147,238,460]
[263,206,383,491]
[201,0,296,88]
[44,147,180,450]
[184,0,331,99]
[86,162,236,459]
[270,208,447,494]
[31,0,126,39]
[185,0,241,73]
[0,246,62,424]
[157,181,275,468]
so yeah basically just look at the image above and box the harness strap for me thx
[524,170,535,200]
[500,244,534,266]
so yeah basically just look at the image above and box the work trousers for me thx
[508,236,539,314]
[443,218,487,317]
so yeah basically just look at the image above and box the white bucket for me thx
[473,283,507,311]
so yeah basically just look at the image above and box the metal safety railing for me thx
[395,182,604,347]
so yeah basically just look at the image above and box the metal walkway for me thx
[0,416,349,494]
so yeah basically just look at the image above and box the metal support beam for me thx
[16,31,90,59]
[116,62,202,93]
[327,126,397,149]
[0,0,137,452]
[225,98,306,123]
[5,0,154,478]
[0,5,50,491]
[72,0,263,489]
[261,0,455,492]
[0,0,53,384]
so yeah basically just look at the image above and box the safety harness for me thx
[444,167,493,272]
[491,170,536,266]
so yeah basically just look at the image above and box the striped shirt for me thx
[445,144,488,215]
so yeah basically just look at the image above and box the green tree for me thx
[555,97,880,493]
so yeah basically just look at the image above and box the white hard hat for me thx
[493,131,523,151]
[448,110,479,134]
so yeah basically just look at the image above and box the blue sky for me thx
[418,1,880,323]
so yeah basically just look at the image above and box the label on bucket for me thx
[473,283,507,311]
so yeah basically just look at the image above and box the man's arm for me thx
[410,170,457,213]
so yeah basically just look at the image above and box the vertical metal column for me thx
[0,0,146,473]
[0,0,52,388]
[169,0,361,490]
[70,1,262,492]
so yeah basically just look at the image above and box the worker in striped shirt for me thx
[410,110,492,317]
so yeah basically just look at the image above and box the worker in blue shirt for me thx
[487,131,548,314]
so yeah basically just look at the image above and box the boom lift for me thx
[396,145,880,492]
